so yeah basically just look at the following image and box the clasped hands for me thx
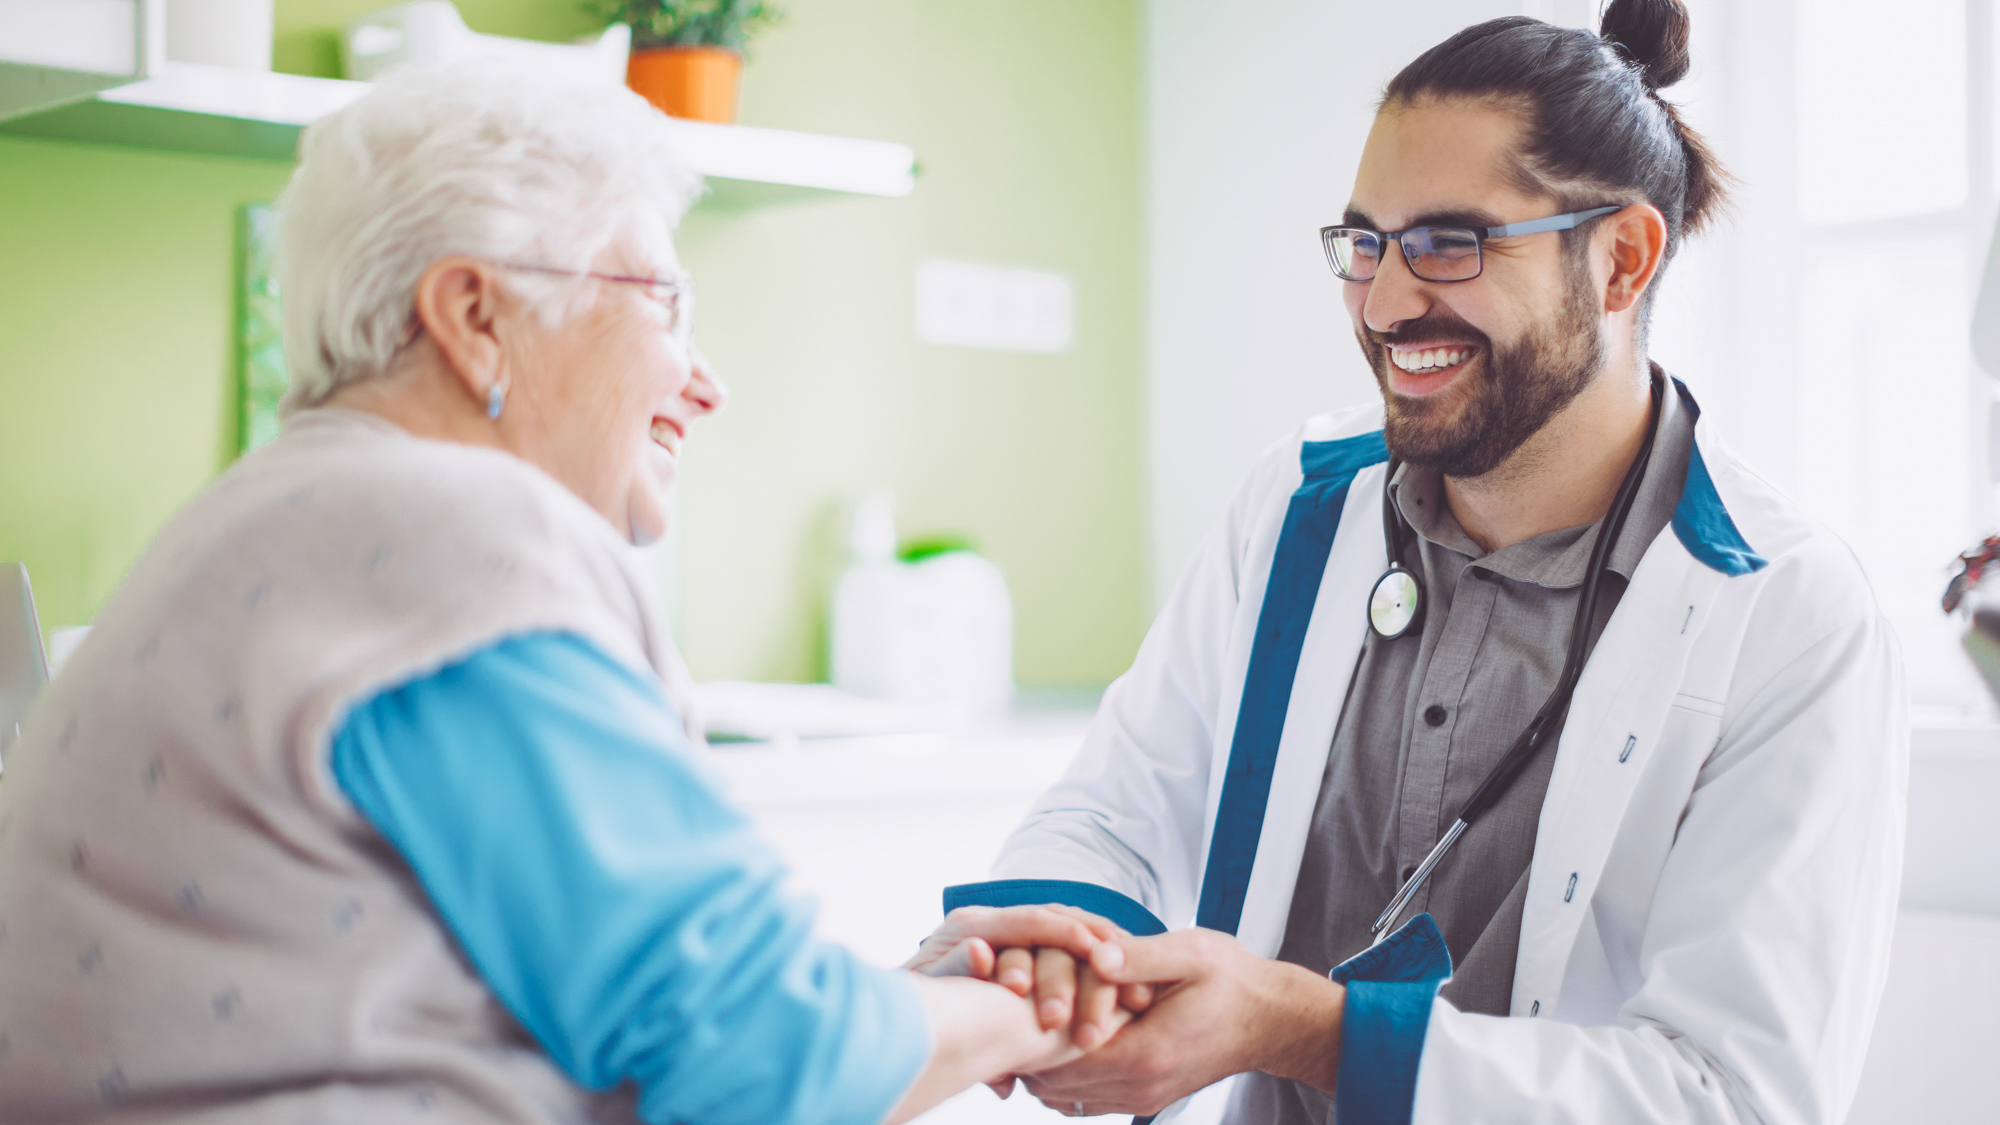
[905,905,1347,1117]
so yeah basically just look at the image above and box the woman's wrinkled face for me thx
[501,242,725,545]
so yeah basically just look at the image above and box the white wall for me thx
[1142,0,1598,604]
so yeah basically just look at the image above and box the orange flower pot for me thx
[627,46,742,123]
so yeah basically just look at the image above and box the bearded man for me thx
[911,5,1908,1125]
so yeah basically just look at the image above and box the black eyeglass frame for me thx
[1318,205,1625,283]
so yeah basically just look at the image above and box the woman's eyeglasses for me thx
[495,262,694,338]
[1319,205,1623,283]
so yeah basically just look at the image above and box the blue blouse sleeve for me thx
[329,631,929,1125]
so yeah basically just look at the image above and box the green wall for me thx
[675,0,1144,685]
[0,0,1144,687]
[0,143,293,640]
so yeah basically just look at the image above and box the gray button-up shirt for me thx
[1231,370,1694,1124]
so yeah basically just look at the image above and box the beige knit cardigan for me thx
[0,409,699,1123]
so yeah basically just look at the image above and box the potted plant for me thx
[589,0,783,123]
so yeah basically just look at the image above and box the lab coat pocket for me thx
[1669,691,1725,721]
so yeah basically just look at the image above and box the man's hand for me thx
[981,946,1147,1102]
[987,905,1156,1045]
[905,904,1118,984]
[908,903,1159,1101]
[893,905,1150,1122]
[1016,928,1346,1117]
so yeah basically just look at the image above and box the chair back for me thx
[0,563,49,767]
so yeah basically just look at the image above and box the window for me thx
[1794,0,1991,707]
[1797,0,1969,224]
[1661,0,1996,709]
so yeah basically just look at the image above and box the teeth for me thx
[650,419,681,454]
[1391,347,1469,373]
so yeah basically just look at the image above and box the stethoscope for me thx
[1364,382,1660,946]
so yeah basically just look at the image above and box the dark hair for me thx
[1383,0,1729,278]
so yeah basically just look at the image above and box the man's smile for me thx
[1385,343,1480,396]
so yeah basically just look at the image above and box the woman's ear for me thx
[411,256,507,407]
[1601,203,1668,314]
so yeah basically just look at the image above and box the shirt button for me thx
[1400,863,1417,883]
[1472,567,1491,581]
[1424,704,1448,726]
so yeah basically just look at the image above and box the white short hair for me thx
[276,62,701,410]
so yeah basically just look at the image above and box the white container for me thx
[830,493,1014,723]
[165,0,272,70]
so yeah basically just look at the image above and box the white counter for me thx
[1849,715,2000,1124]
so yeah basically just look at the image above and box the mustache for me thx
[1362,312,1493,352]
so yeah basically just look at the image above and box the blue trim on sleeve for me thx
[943,879,1168,936]
[1194,430,1389,935]
[1329,913,1451,1125]
[1329,911,1451,988]
[1669,378,1767,576]
[331,632,928,1125]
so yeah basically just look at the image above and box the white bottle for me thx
[830,492,1014,722]
[166,0,275,70]
[830,492,911,701]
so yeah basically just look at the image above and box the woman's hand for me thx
[883,972,1132,1125]
[920,905,1150,1101]
[905,903,1164,1105]
[976,952,1146,1102]
[985,905,1157,1040]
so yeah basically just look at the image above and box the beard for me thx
[1359,271,1604,478]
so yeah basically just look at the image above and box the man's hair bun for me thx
[1599,0,1692,91]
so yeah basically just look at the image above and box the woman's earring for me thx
[486,380,506,420]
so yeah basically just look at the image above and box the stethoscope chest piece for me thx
[1368,564,1423,639]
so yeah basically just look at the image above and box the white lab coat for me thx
[989,389,1908,1125]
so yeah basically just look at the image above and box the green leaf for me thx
[583,0,785,52]
[899,534,980,563]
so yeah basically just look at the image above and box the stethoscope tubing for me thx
[1369,384,1662,944]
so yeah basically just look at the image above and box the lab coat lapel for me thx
[1224,460,1390,958]
[1510,412,1744,1016]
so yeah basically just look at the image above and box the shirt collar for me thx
[1387,366,1694,590]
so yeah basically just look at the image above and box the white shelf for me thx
[662,116,917,207]
[97,59,366,126]
[0,2,915,207]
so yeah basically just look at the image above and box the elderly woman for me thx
[0,65,1129,1124]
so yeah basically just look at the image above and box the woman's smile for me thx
[650,416,684,456]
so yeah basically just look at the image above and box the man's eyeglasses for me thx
[495,262,694,338]
[1319,205,1623,283]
